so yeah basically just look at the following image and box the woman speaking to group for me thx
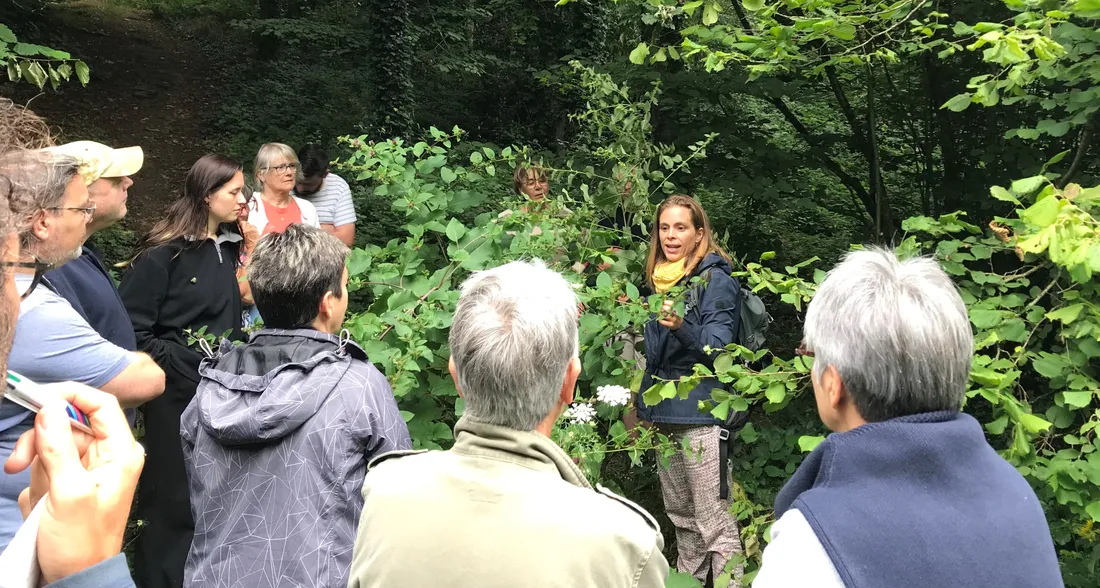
[636,194,744,587]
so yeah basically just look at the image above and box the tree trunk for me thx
[365,0,415,138]
[255,0,280,60]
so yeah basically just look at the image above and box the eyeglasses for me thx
[795,342,814,370]
[47,202,96,220]
[269,163,298,174]
[1,259,54,300]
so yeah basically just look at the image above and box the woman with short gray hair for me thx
[246,142,319,236]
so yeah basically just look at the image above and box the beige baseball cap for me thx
[43,140,144,185]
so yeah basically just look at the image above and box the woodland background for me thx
[3,0,1100,585]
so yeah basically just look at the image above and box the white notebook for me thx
[0,497,44,588]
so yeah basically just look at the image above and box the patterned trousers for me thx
[657,424,744,587]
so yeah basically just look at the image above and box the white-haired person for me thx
[754,248,1063,588]
[346,260,669,588]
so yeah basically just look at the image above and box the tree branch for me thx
[825,65,868,148]
[1059,124,1092,187]
[767,96,875,224]
[865,58,885,241]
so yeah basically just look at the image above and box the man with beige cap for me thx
[0,141,164,552]
[46,141,144,367]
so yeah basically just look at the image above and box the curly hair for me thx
[0,98,53,153]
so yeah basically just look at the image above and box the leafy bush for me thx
[338,65,1100,585]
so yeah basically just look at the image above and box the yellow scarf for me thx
[652,259,688,293]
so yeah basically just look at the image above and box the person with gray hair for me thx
[245,142,319,236]
[180,223,409,588]
[346,259,669,588]
[754,247,1062,588]
[0,147,164,552]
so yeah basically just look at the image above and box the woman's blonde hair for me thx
[253,142,300,190]
[644,194,730,288]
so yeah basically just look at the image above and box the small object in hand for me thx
[4,371,93,434]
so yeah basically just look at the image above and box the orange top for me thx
[261,197,303,236]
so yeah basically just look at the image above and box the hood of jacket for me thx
[195,328,367,446]
[693,252,733,278]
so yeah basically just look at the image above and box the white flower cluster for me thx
[596,385,632,407]
[565,403,597,425]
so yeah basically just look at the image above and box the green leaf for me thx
[642,384,663,407]
[985,415,1009,435]
[596,271,612,289]
[399,410,415,423]
[440,166,457,183]
[741,0,765,10]
[765,383,786,404]
[0,24,16,44]
[665,570,704,588]
[943,93,972,112]
[626,283,640,300]
[702,2,720,25]
[609,419,627,440]
[1033,353,1069,379]
[760,251,776,261]
[1046,304,1084,325]
[629,42,650,65]
[1075,0,1100,17]
[1017,413,1052,434]
[710,401,729,421]
[713,353,733,374]
[1077,499,1100,527]
[1063,391,1093,409]
[798,435,825,452]
[445,218,466,242]
[682,1,704,16]
[969,309,1005,329]
[990,186,1020,205]
[833,23,856,41]
[739,422,758,443]
[23,61,46,89]
[74,60,89,85]
[1019,194,1063,228]
[1011,176,1046,194]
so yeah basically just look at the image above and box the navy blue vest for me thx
[775,411,1063,588]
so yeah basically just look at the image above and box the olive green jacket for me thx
[347,416,669,588]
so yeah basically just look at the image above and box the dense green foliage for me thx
[4,0,1100,585]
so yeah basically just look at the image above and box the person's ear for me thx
[317,289,335,324]
[821,364,845,411]
[449,356,463,399]
[559,356,581,406]
[30,210,50,242]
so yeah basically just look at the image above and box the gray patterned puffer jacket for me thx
[180,328,411,588]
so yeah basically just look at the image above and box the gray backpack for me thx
[738,287,772,351]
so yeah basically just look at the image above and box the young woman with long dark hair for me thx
[119,154,248,588]
[636,194,744,586]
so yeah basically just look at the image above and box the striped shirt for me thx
[296,172,356,226]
